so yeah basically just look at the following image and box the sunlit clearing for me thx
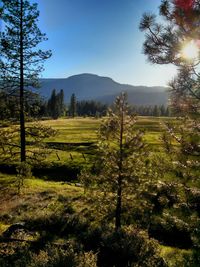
[181,40,199,60]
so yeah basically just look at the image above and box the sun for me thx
[181,40,199,60]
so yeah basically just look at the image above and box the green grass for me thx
[0,116,173,180]
[160,245,192,267]
[0,116,174,227]
[1,116,168,210]
[33,118,101,165]
[0,172,196,267]
[0,172,84,226]
[39,116,168,144]
[0,116,198,267]
[41,117,101,143]
[41,116,166,156]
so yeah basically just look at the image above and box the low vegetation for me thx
[0,113,199,266]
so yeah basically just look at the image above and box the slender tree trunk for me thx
[116,177,122,230]
[115,101,124,230]
[20,0,26,162]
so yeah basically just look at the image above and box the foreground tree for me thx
[140,0,200,258]
[81,93,148,230]
[140,0,200,186]
[140,0,200,111]
[0,0,51,162]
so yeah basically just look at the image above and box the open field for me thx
[39,116,170,164]
[0,115,191,184]
[0,116,198,266]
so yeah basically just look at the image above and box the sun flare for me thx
[181,40,199,60]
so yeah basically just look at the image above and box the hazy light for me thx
[181,40,199,60]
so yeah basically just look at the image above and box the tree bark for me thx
[115,99,124,230]
[115,177,122,230]
[20,0,26,162]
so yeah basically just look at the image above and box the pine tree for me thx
[153,105,160,117]
[140,0,200,253]
[69,93,77,118]
[76,100,107,117]
[58,89,65,116]
[160,105,166,116]
[47,89,65,119]
[140,1,200,176]
[81,93,148,230]
[139,0,200,112]
[0,0,51,162]
[49,89,58,119]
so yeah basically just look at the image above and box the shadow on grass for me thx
[0,162,84,182]
[33,163,82,182]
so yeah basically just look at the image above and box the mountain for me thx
[39,73,168,105]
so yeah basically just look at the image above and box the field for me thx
[12,116,169,181]
[40,116,170,164]
[0,116,197,266]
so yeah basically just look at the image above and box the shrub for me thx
[98,226,167,267]
[16,162,32,194]
[0,243,97,267]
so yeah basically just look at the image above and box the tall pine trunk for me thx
[115,101,124,230]
[19,0,26,162]
[1,0,51,163]
[115,177,122,230]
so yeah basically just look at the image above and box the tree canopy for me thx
[0,0,51,162]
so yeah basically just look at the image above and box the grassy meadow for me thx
[0,116,197,266]
[40,116,169,164]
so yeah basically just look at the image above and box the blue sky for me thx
[33,0,177,86]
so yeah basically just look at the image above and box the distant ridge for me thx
[39,73,168,105]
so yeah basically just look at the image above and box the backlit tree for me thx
[0,0,51,162]
[140,0,200,255]
[81,93,148,230]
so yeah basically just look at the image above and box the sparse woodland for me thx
[0,0,199,266]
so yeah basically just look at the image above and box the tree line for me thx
[130,104,170,117]
[0,89,172,120]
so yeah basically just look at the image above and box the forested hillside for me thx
[39,74,168,105]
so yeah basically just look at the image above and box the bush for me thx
[0,243,97,267]
[98,226,166,267]
[149,215,193,249]
[16,162,32,194]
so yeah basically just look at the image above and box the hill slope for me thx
[39,73,168,105]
